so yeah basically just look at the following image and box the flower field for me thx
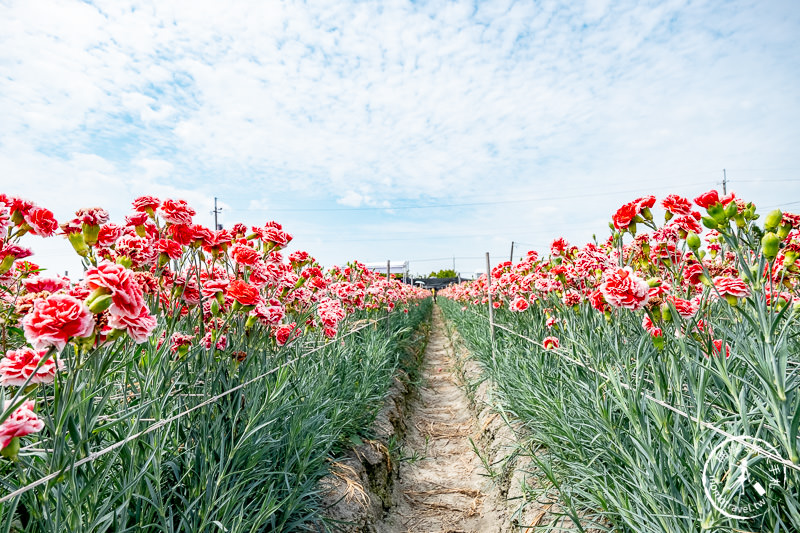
[0,194,430,531]
[441,191,800,531]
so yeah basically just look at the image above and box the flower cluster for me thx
[0,193,429,454]
[442,191,798,354]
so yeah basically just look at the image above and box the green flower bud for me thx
[778,222,791,240]
[661,302,672,322]
[82,223,100,246]
[707,204,726,224]
[1,437,21,461]
[701,216,718,230]
[68,232,90,256]
[761,232,780,261]
[764,209,783,231]
[686,232,701,250]
[0,255,15,274]
[724,201,738,218]
[85,287,113,313]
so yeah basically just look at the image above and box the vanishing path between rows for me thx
[378,305,502,533]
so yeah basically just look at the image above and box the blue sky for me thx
[1,0,799,277]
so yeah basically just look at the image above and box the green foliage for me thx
[0,300,432,532]
[428,269,457,278]
[441,285,800,532]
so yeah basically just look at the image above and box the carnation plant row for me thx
[0,194,430,532]
[440,191,800,532]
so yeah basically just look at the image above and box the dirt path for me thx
[377,306,504,533]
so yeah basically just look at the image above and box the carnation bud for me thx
[707,204,726,223]
[82,223,100,246]
[686,232,701,251]
[664,211,674,222]
[724,201,738,218]
[86,287,113,313]
[67,232,90,256]
[778,223,792,240]
[641,207,653,221]
[652,335,664,350]
[701,216,718,230]
[0,255,15,274]
[135,225,147,237]
[734,214,745,228]
[0,437,20,461]
[245,314,258,329]
[158,253,170,267]
[764,209,782,231]
[210,300,220,316]
[784,250,799,267]
[761,232,780,261]
[117,256,133,269]
[661,302,672,322]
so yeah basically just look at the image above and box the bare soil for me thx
[376,306,506,533]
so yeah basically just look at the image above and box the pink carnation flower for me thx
[107,308,158,344]
[0,400,44,449]
[85,260,146,319]
[22,294,95,352]
[0,347,65,386]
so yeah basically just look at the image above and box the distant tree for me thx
[428,268,457,278]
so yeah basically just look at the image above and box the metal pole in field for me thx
[510,241,514,263]
[486,252,495,362]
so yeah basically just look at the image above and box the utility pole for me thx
[452,255,455,273]
[211,197,223,230]
[722,169,727,196]
[510,241,514,263]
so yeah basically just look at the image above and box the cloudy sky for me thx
[2,0,799,277]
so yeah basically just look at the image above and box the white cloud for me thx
[0,0,798,274]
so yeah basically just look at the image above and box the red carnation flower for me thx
[713,276,750,301]
[509,296,530,312]
[75,207,109,226]
[599,267,650,311]
[133,196,161,213]
[230,243,261,266]
[155,239,184,260]
[227,279,261,307]
[160,199,196,225]
[661,194,694,216]
[666,295,699,318]
[166,224,196,246]
[23,207,58,237]
[694,190,720,209]
[22,294,95,352]
[542,336,559,350]
[275,322,299,346]
[125,212,149,227]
